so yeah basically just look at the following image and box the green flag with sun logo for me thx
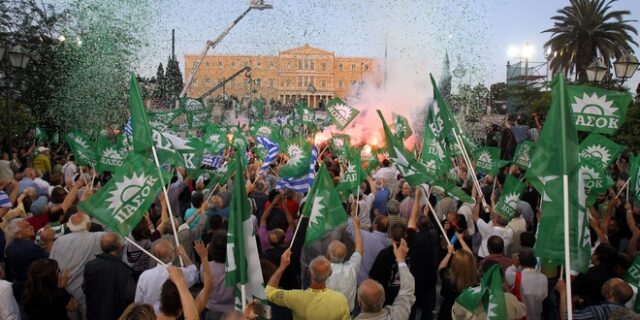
[327,98,359,130]
[568,85,633,135]
[279,137,311,178]
[495,175,526,220]
[79,153,167,236]
[578,132,623,171]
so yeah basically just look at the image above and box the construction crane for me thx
[180,0,273,97]
[197,66,251,100]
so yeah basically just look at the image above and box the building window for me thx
[286,79,291,87]
[218,61,223,68]
[192,62,197,68]
[269,79,275,88]
[338,63,343,71]
[205,77,211,83]
[298,76,303,88]
[338,80,343,88]
[257,61,262,68]
[321,63,326,71]
[231,61,235,67]
[287,62,291,70]
[351,64,356,71]
[321,80,326,88]
[244,61,249,67]
[269,62,275,68]
[310,60,314,70]
[205,62,209,67]
[364,64,369,71]
[298,60,303,70]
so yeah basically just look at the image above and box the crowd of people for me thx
[0,132,639,320]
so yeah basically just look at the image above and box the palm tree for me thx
[543,0,638,82]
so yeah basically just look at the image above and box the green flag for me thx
[50,132,60,145]
[327,98,360,130]
[129,74,153,153]
[303,163,348,245]
[568,85,633,135]
[330,134,351,159]
[392,112,413,140]
[624,255,640,312]
[456,264,507,320]
[250,122,278,140]
[580,159,614,206]
[431,177,475,204]
[224,148,266,302]
[378,110,432,187]
[474,147,502,175]
[35,127,48,142]
[79,153,165,236]
[96,135,127,173]
[495,175,526,220]
[361,147,380,175]
[578,133,623,171]
[429,74,458,142]
[336,152,366,194]
[630,155,640,207]
[513,140,535,171]
[202,124,228,155]
[147,109,183,132]
[279,137,311,178]
[421,116,450,177]
[250,99,265,121]
[525,74,591,273]
[66,131,97,167]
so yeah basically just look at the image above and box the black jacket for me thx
[83,253,136,320]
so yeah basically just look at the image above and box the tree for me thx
[613,101,640,153]
[543,0,638,82]
[164,57,183,108]
[490,82,507,113]
[151,63,165,106]
[438,52,452,99]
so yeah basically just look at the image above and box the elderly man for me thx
[556,277,634,320]
[326,214,364,312]
[347,214,390,285]
[356,239,415,320]
[50,212,106,317]
[266,250,350,320]
[135,239,198,312]
[83,233,135,320]
[4,217,49,299]
[18,168,47,196]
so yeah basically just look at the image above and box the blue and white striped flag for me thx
[276,146,318,194]
[201,154,223,169]
[0,191,12,208]
[123,117,133,136]
[256,136,280,174]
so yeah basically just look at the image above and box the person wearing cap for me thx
[32,146,52,177]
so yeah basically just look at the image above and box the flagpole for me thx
[421,186,451,246]
[240,284,247,313]
[562,174,573,320]
[288,216,304,250]
[616,178,631,198]
[452,130,487,209]
[206,183,220,202]
[124,237,166,266]
[151,146,184,267]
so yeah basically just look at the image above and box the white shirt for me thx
[358,194,375,226]
[505,266,548,320]
[372,167,399,189]
[50,231,105,306]
[507,217,527,245]
[457,204,475,236]
[135,264,199,312]
[0,279,19,320]
[62,162,78,185]
[34,177,50,192]
[326,252,362,311]
[477,220,513,258]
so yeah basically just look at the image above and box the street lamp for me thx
[613,53,639,84]
[1,44,31,159]
[586,59,609,82]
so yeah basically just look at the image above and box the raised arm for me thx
[261,194,281,227]
[456,231,472,254]
[167,267,199,320]
[408,187,421,229]
[589,207,608,244]
[352,208,363,256]
[267,249,291,289]
[61,178,84,213]
[438,245,454,272]
[194,241,211,313]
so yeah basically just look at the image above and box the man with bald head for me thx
[356,239,415,320]
[83,233,135,320]
[50,211,106,318]
[135,239,198,313]
[266,249,350,320]
[326,214,364,312]
[556,277,633,320]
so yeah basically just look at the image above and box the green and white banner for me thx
[327,98,359,130]
[568,85,633,135]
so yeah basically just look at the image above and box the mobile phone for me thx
[253,302,271,319]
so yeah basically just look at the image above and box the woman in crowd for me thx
[22,258,77,320]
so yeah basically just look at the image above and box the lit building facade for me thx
[183,44,384,108]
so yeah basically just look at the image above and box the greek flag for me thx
[123,117,133,136]
[256,136,279,173]
[276,146,318,193]
[0,191,11,208]
[201,154,223,169]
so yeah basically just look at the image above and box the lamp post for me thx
[1,44,31,159]
[587,53,638,87]
[180,0,272,97]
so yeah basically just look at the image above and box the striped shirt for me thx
[0,191,11,208]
